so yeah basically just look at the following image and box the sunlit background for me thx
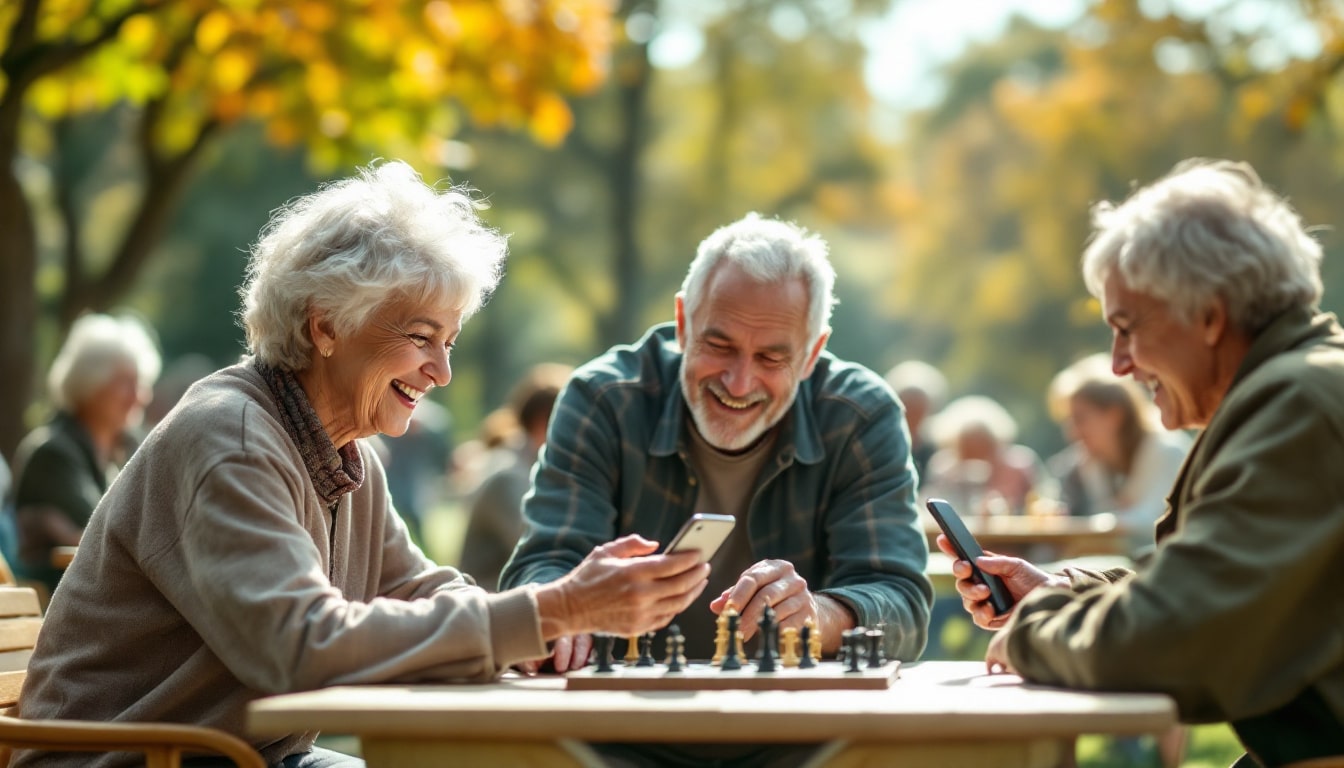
[7,1,1339,761]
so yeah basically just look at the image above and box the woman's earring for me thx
[322,346,332,358]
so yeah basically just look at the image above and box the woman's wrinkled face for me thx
[318,295,461,443]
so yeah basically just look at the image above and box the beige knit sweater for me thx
[13,363,547,767]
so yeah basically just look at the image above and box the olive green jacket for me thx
[1003,306,1344,766]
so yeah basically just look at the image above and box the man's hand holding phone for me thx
[931,533,1068,631]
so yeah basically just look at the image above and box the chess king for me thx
[500,213,933,669]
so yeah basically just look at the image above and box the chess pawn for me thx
[866,628,885,669]
[798,622,816,669]
[594,635,616,674]
[844,629,865,674]
[756,605,778,673]
[805,617,822,663]
[624,635,640,665]
[780,627,800,668]
[666,624,686,672]
[721,611,743,671]
[712,602,734,666]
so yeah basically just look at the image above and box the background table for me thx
[248,660,1177,768]
[924,512,1126,560]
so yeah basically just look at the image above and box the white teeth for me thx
[393,380,424,401]
[706,382,763,410]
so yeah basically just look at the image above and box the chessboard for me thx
[565,659,900,691]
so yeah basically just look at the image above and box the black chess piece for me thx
[866,628,885,669]
[594,635,615,674]
[798,623,816,669]
[721,613,742,671]
[844,629,865,674]
[666,625,685,673]
[636,632,655,667]
[758,607,779,672]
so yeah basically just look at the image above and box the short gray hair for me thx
[48,313,161,410]
[884,360,948,408]
[680,213,837,341]
[1082,158,1323,333]
[241,161,507,370]
[927,395,1019,448]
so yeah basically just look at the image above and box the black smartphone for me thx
[925,498,1015,615]
[662,513,736,564]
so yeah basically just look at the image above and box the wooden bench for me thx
[0,586,264,767]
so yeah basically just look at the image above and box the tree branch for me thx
[4,2,156,91]
[4,0,43,59]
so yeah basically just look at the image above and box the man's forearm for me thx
[815,593,857,655]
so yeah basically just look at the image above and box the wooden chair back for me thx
[0,587,264,767]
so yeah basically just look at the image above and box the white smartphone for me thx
[662,513,736,563]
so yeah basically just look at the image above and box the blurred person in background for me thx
[380,397,452,547]
[0,454,14,577]
[13,162,708,768]
[11,313,161,595]
[1046,354,1191,560]
[459,362,573,591]
[883,359,947,484]
[943,159,1344,766]
[922,394,1057,516]
[143,353,216,428]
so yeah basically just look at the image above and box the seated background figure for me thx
[922,394,1056,516]
[1046,354,1190,559]
[12,313,161,595]
[459,362,572,591]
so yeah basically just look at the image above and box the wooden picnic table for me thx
[248,660,1177,768]
[50,547,78,570]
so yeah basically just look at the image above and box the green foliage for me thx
[881,0,1344,451]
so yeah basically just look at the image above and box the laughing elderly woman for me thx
[941,159,1344,766]
[13,162,709,768]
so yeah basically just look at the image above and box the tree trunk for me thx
[601,37,652,348]
[0,91,38,463]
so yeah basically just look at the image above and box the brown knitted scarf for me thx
[254,360,364,506]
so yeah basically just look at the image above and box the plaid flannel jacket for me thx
[499,324,933,660]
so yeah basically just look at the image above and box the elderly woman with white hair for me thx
[941,159,1344,765]
[12,313,160,594]
[13,162,709,768]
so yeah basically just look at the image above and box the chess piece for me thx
[636,632,655,667]
[624,635,640,665]
[780,627,800,668]
[866,628,885,669]
[666,624,686,672]
[805,617,822,663]
[721,611,743,671]
[798,622,816,669]
[844,629,864,674]
[594,635,615,674]
[756,605,778,673]
[712,602,734,666]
